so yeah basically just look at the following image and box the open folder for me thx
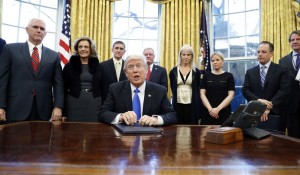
[113,124,163,134]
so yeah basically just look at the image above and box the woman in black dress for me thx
[200,52,235,125]
[169,44,201,124]
[63,36,103,122]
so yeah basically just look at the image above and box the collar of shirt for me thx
[148,63,153,71]
[27,41,42,59]
[113,57,122,65]
[259,61,271,69]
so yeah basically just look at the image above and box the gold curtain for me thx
[261,0,300,63]
[160,0,201,72]
[70,0,113,62]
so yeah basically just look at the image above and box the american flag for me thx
[200,0,211,73]
[58,0,71,66]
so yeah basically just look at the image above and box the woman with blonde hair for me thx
[169,44,201,124]
[200,52,235,125]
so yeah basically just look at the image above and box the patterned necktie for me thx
[132,88,141,120]
[146,66,151,80]
[32,47,40,76]
[260,65,266,88]
[296,54,300,70]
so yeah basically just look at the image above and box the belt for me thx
[81,89,93,92]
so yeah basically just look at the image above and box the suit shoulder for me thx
[147,81,167,92]
[100,58,113,65]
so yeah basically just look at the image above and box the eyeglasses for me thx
[127,64,144,71]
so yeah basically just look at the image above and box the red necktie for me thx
[32,47,40,76]
[146,66,151,80]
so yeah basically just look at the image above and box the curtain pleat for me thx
[261,0,300,63]
[70,0,113,62]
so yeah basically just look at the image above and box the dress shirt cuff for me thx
[152,115,164,126]
[111,114,122,124]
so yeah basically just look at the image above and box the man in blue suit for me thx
[0,18,64,123]
[143,48,168,89]
[242,41,290,131]
[99,54,176,126]
[100,41,127,101]
[279,30,300,138]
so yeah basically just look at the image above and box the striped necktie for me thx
[32,47,40,76]
[260,65,266,88]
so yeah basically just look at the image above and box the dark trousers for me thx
[26,97,41,121]
[287,108,300,138]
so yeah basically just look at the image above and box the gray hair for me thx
[73,36,97,57]
[177,44,196,71]
[27,18,46,28]
[124,54,148,71]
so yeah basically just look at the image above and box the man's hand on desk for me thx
[139,115,158,126]
[119,111,138,125]
[0,109,6,121]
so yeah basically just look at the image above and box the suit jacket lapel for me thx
[121,81,133,111]
[143,82,153,115]
[149,65,157,81]
[37,46,48,77]
[109,58,118,82]
[264,62,275,85]
[21,42,35,77]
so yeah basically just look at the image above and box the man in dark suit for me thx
[0,38,6,55]
[242,41,290,131]
[279,30,300,138]
[100,41,127,101]
[0,18,64,123]
[99,54,176,126]
[143,48,168,89]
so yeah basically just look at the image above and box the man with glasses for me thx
[99,54,176,126]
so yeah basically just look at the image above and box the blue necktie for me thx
[133,88,141,120]
[260,65,266,88]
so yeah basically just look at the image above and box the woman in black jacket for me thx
[63,36,103,122]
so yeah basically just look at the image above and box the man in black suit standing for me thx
[279,30,300,138]
[100,41,127,101]
[143,48,168,89]
[99,54,176,126]
[242,41,290,131]
[0,18,64,123]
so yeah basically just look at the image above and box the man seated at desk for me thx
[99,54,176,126]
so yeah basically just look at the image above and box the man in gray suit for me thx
[99,54,176,126]
[0,18,64,123]
[143,48,168,89]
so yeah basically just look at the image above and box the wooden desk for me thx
[0,121,300,174]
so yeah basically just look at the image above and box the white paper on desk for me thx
[296,69,300,81]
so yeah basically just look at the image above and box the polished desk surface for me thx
[0,121,300,175]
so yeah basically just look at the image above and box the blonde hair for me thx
[211,52,224,61]
[177,44,196,71]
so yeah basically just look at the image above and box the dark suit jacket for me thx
[279,52,300,113]
[148,64,168,89]
[0,42,64,121]
[99,80,177,125]
[100,58,127,100]
[242,62,290,114]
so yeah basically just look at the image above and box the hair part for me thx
[73,36,98,57]
[124,54,148,71]
[211,52,225,61]
[289,30,300,42]
[259,41,274,53]
[177,44,196,71]
[113,40,125,49]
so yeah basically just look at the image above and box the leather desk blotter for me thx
[205,127,243,144]
[113,124,163,134]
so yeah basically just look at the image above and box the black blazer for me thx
[169,66,201,124]
[279,52,300,113]
[100,58,127,100]
[148,64,168,89]
[242,62,290,114]
[62,55,103,98]
[99,80,177,125]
